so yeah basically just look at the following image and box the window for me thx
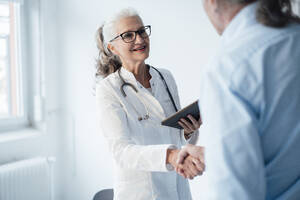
[294,0,300,15]
[0,0,43,132]
[0,2,23,120]
[0,0,27,131]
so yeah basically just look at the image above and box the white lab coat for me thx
[96,66,197,200]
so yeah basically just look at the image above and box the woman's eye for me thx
[123,32,134,39]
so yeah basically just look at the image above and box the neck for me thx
[123,61,146,77]
[219,4,247,35]
[122,61,151,88]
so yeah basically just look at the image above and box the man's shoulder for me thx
[226,23,300,62]
[212,24,300,79]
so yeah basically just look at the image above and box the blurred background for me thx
[0,0,299,199]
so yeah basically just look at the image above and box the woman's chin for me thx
[132,53,149,62]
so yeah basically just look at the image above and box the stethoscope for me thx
[118,65,178,121]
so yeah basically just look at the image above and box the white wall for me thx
[0,0,219,200]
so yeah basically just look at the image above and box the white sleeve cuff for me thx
[164,144,178,172]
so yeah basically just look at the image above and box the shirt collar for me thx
[221,2,258,45]
[119,66,136,81]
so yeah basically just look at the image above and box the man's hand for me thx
[176,155,205,179]
[167,148,204,179]
[177,144,205,164]
[175,144,205,179]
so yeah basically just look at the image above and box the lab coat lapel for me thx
[120,67,166,121]
[146,67,167,119]
[119,67,139,90]
[118,68,148,119]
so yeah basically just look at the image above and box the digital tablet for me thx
[161,100,200,129]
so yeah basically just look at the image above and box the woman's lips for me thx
[131,45,147,52]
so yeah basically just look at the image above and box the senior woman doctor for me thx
[95,8,204,200]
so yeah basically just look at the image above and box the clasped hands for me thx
[167,144,205,179]
[168,115,204,179]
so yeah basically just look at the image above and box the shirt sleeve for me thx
[198,59,266,199]
[96,82,176,172]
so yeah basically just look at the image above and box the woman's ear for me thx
[107,43,119,56]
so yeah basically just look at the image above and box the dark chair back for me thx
[93,189,114,200]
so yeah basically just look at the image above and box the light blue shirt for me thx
[198,3,300,200]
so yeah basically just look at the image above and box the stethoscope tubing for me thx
[118,65,178,114]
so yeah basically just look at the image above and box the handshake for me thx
[167,144,205,179]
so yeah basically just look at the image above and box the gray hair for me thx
[102,8,140,48]
[95,8,142,78]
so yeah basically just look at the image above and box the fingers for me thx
[178,120,192,133]
[190,157,204,173]
[180,118,194,131]
[177,145,205,164]
[180,157,204,179]
[176,154,205,179]
[176,164,193,179]
[176,145,206,179]
[192,157,205,175]
[185,145,205,163]
[187,115,200,128]
[186,159,199,179]
[175,165,186,177]
[179,115,201,133]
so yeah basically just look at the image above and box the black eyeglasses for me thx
[109,25,151,43]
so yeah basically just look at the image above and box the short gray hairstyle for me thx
[102,8,140,46]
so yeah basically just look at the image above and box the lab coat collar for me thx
[221,2,258,45]
[148,65,157,80]
[118,65,166,119]
[149,66,159,90]
[118,65,159,89]
[118,66,139,88]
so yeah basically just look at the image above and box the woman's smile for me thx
[131,45,147,52]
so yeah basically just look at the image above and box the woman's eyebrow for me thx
[121,26,145,33]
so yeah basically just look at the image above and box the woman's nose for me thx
[135,33,145,43]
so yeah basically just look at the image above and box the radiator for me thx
[0,157,56,200]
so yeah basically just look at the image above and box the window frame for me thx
[0,0,44,133]
[292,0,300,15]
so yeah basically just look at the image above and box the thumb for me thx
[176,148,188,164]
